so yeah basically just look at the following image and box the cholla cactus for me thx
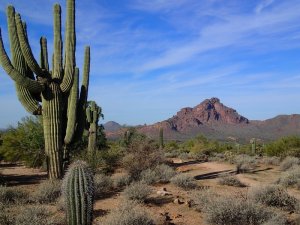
[0,0,90,179]
[62,160,94,225]
[86,101,103,153]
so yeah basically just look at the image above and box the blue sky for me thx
[0,0,300,128]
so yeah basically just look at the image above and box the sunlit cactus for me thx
[86,101,103,153]
[0,0,90,179]
[62,160,94,225]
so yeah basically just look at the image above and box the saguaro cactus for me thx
[159,127,164,149]
[0,0,90,179]
[62,160,94,225]
[86,101,103,153]
[250,138,256,154]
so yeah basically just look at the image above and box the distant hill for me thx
[105,97,300,142]
[103,121,122,132]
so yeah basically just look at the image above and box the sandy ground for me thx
[1,159,299,225]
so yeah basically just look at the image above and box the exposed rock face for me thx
[165,97,248,132]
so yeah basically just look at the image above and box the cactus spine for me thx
[86,101,103,153]
[159,127,164,149]
[0,0,90,179]
[63,160,94,225]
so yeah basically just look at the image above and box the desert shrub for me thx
[0,186,28,204]
[164,150,180,158]
[113,174,132,188]
[280,156,300,171]
[251,185,298,211]
[103,200,155,225]
[170,173,197,190]
[264,136,300,157]
[276,165,300,187]
[195,192,274,225]
[32,180,61,203]
[123,182,151,203]
[141,164,176,184]
[192,189,286,225]
[261,214,288,225]
[261,156,281,166]
[178,152,190,160]
[94,173,113,197]
[235,154,257,173]
[122,137,164,180]
[15,205,63,225]
[0,117,45,167]
[0,203,12,225]
[218,175,246,187]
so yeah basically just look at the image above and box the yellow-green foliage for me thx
[264,136,300,157]
[0,116,44,167]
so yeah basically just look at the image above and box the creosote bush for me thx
[170,173,197,190]
[32,179,61,203]
[218,175,246,187]
[261,156,281,166]
[280,156,300,171]
[103,200,155,225]
[113,174,132,188]
[235,154,257,173]
[122,135,164,180]
[123,182,152,203]
[251,185,298,211]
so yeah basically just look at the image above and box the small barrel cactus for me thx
[62,160,94,225]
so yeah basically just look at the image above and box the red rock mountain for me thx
[105,97,300,142]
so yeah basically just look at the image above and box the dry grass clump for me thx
[0,185,28,204]
[170,173,198,190]
[140,164,176,184]
[218,175,246,187]
[113,174,132,188]
[103,200,155,225]
[280,156,300,171]
[123,182,152,203]
[251,185,298,211]
[276,165,300,187]
[14,205,63,225]
[261,156,281,166]
[191,189,286,225]
[235,155,257,173]
[32,179,61,203]
[94,174,113,198]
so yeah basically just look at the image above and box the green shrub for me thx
[0,186,28,204]
[103,200,154,225]
[280,156,300,171]
[170,173,197,190]
[94,174,113,197]
[251,185,298,211]
[218,175,246,187]
[264,136,300,157]
[32,180,61,203]
[0,117,44,167]
[123,182,152,203]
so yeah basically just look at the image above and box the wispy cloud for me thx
[255,0,275,14]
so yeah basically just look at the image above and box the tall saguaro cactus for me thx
[86,101,103,153]
[0,0,90,179]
